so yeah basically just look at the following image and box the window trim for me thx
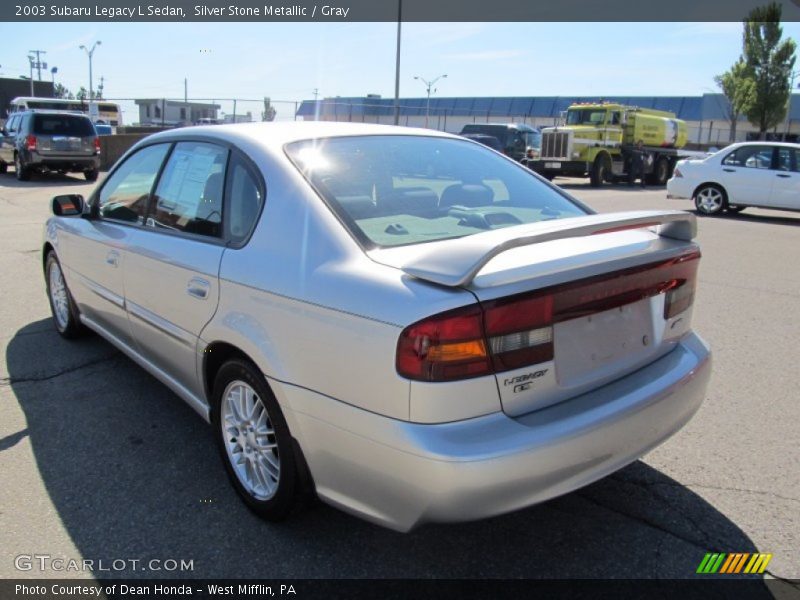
[222,149,267,249]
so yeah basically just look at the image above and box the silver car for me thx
[43,123,711,532]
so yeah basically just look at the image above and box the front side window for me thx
[722,145,773,169]
[776,148,798,172]
[286,135,586,249]
[149,142,228,238]
[98,143,170,223]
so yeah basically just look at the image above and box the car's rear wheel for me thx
[213,359,299,520]
[650,157,670,186]
[694,184,726,215]
[14,154,30,181]
[45,252,86,338]
[84,169,98,182]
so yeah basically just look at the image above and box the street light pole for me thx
[413,73,447,129]
[79,41,102,122]
[27,55,35,96]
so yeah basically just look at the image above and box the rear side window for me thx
[98,144,170,223]
[149,142,228,238]
[226,154,263,243]
[32,115,95,136]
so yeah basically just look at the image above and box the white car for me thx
[43,122,711,532]
[667,141,800,215]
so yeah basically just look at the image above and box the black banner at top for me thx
[3,0,800,22]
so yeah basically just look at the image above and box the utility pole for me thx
[184,78,188,104]
[784,70,799,141]
[97,76,104,99]
[27,55,35,96]
[29,49,47,80]
[312,88,320,121]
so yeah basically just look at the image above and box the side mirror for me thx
[52,194,85,217]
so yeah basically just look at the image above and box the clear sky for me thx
[2,21,799,123]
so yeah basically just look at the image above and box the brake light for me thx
[396,250,701,382]
[93,137,101,153]
[26,134,37,151]
[673,167,683,178]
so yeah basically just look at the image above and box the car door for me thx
[718,144,775,206]
[63,143,171,346]
[0,114,19,165]
[123,141,228,398]
[769,147,800,210]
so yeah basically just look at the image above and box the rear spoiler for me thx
[401,210,696,288]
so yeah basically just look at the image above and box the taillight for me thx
[396,305,491,382]
[26,134,37,151]
[673,167,683,178]
[93,137,101,153]
[397,250,701,382]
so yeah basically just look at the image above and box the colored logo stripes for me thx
[696,553,772,574]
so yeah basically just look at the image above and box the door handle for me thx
[106,251,119,267]
[723,168,736,172]
[776,173,791,178]
[187,277,210,299]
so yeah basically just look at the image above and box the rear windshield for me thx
[32,115,95,136]
[286,135,586,249]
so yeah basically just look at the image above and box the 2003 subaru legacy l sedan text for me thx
[43,122,711,532]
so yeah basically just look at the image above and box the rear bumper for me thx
[276,332,711,532]
[26,151,99,171]
[666,178,693,200]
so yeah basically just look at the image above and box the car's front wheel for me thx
[45,252,86,338]
[213,359,299,520]
[694,184,726,215]
[84,168,98,182]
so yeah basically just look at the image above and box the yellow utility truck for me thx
[530,102,695,186]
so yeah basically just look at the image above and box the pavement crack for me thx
[618,477,800,505]
[0,352,120,386]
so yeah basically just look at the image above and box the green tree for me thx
[53,83,74,99]
[714,60,756,142]
[741,2,796,139]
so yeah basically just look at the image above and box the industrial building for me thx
[296,93,800,145]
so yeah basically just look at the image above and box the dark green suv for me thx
[0,110,100,181]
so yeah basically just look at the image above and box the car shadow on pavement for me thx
[2,320,776,587]
[693,210,800,227]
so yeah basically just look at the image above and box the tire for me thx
[694,184,727,215]
[84,169,98,182]
[45,252,86,339]
[590,154,610,187]
[0,161,7,174]
[14,154,30,181]
[650,157,670,186]
[213,359,300,521]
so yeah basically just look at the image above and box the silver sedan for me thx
[43,122,710,531]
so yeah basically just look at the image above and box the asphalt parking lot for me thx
[0,172,798,585]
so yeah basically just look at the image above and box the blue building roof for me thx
[296,94,800,121]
